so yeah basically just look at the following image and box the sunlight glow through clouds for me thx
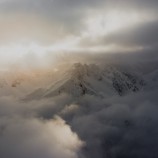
[83,10,152,38]
[0,39,80,68]
[0,10,155,68]
[0,36,81,64]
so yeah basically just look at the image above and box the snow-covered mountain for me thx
[26,63,146,100]
[1,61,158,100]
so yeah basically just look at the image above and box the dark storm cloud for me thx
[69,92,158,158]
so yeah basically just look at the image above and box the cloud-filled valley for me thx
[0,52,158,158]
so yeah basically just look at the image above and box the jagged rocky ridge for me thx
[26,63,145,99]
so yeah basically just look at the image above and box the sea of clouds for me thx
[0,52,158,158]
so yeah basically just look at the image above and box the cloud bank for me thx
[0,52,158,158]
[0,95,84,158]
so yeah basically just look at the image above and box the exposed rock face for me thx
[111,70,145,96]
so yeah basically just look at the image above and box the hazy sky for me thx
[0,0,158,66]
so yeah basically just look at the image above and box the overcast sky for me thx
[0,0,158,66]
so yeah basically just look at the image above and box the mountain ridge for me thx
[25,63,146,100]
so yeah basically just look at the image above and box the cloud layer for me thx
[0,95,84,158]
[0,0,157,48]
[0,52,158,158]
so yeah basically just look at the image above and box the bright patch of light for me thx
[49,36,80,52]
[83,11,148,38]
[0,36,80,66]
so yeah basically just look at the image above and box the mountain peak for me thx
[25,63,146,100]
